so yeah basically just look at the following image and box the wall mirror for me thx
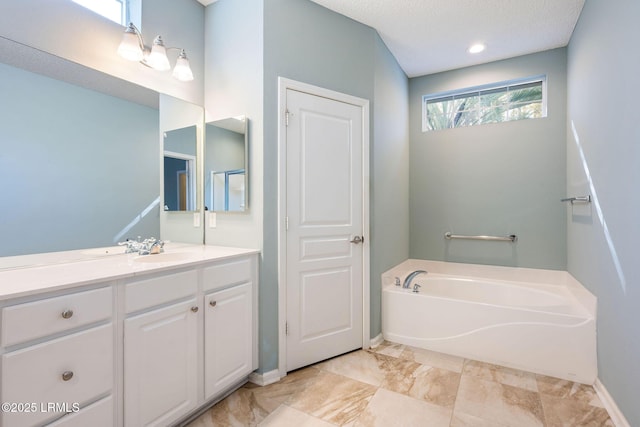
[0,37,161,259]
[0,37,204,261]
[163,125,197,211]
[159,94,204,246]
[205,116,249,212]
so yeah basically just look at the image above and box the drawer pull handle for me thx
[209,300,217,308]
[62,371,74,381]
[191,306,199,313]
[61,310,74,319]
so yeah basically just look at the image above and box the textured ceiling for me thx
[310,0,585,77]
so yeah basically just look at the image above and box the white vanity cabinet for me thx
[0,286,114,427]
[122,254,258,427]
[123,269,200,427]
[0,246,258,427]
[203,281,254,399]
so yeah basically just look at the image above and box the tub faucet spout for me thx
[403,270,427,289]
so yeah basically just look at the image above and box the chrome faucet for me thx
[118,236,164,255]
[118,237,141,254]
[403,270,427,289]
[139,237,165,255]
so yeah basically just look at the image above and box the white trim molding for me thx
[593,379,631,427]
[248,369,281,387]
[370,334,384,348]
[277,77,371,378]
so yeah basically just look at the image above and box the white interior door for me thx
[285,88,364,372]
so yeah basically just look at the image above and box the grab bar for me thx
[444,232,517,243]
[561,195,591,204]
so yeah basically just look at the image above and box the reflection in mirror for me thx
[0,38,161,258]
[163,126,197,211]
[205,116,248,212]
[159,94,205,246]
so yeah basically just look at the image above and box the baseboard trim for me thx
[248,369,281,387]
[594,378,630,427]
[369,333,383,348]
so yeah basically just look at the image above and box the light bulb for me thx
[468,43,486,54]
[117,23,144,61]
[172,49,194,81]
[146,36,170,71]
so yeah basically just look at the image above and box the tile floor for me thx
[186,341,614,426]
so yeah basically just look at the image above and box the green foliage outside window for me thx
[423,78,545,131]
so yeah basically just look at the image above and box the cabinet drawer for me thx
[46,395,113,427]
[1,287,112,347]
[203,257,252,292]
[125,269,198,313]
[1,324,114,427]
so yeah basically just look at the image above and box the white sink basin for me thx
[133,252,193,263]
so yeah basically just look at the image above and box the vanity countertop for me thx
[0,244,259,301]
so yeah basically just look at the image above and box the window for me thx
[422,76,546,131]
[72,0,128,25]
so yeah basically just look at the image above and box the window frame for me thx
[421,75,547,132]
[71,0,130,26]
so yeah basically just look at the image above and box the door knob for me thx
[350,236,364,244]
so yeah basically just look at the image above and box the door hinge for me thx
[285,322,289,336]
[285,216,289,230]
[285,109,290,126]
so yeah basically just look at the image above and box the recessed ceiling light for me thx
[468,43,486,54]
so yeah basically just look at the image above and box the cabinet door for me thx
[204,282,253,399]
[124,299,199,427]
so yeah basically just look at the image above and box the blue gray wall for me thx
[372,35,410,339]
[0,62,159,256]
[204,126,245,174]
[566,1,640,424]
[408,49,567,270]
[260,0,409,372]
[203,0,263,249]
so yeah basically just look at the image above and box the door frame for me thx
[164,150,196,211]
[277,77,371,377]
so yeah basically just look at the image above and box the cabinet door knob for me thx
[209,300,217,308]
[191,306,199,313]
[61,371,74,381]
[61,309,74,319]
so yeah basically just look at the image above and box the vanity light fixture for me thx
[117,23,194,82]
[468,43,486,54]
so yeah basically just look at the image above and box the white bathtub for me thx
[382,260,597,384]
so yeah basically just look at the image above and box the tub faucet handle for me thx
[413,284,421,293]
[394,277,401,286]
